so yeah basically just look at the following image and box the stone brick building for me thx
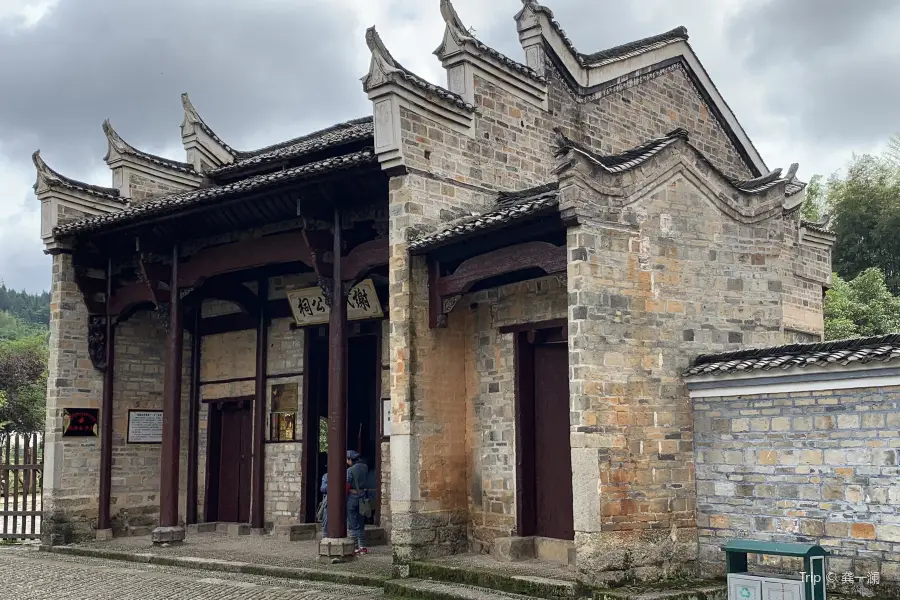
[33,0,832,586]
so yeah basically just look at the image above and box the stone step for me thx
[592,584,726,600]
[408,562,577,598]
[385,579,545,600]
[273,523,317,541]
[126,526,153,537]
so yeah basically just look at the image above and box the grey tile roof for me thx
[554,128,806,196]
[54,149,376,237]
[684,334,900,377]
[103,120,196,175]
[517,2,687,69]
[468,38,546,84]
[364,27,475,112]
[554,127,688,174]
[208,117,374,177]
[32,151,124,203]
[580,26,689,67]
[800,219,833,235]
[437,0,545,84]
[408,182,559,252]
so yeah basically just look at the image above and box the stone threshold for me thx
[39,545,388,588]
[592,583,726,600]
[408,560,579,598]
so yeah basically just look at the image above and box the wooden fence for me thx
[0,433,43,540]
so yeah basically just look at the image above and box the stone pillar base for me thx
[318,537,357,563]
[95,529,114,542]
[151,525,186,544]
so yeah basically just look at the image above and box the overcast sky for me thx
[1,0,898,293]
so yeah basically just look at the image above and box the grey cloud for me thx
[728,0,900,146]
[0,0,371,177]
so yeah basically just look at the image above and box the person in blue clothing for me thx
[346,450,369,554]
[319,471,329,534]
[319,450,369,555]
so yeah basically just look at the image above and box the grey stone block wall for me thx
[694,384,900,592]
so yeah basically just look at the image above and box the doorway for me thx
[302,327,381,524]
[514,325,574,540]
[204,397,253,523]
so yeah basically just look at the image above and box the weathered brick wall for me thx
[42,253,105,543]
[128,173,190,203]
[387,174,469,565]
[564,151,799,584]
[110,311,165,534]
[782,239,831,340]
[694,384,900,597]
[546,64,753,180]
[467,276,567,552]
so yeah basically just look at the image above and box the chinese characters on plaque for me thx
[127,410,163,444]
[270,383,299,442]
[286,278,383,326]
[62,408,98,437]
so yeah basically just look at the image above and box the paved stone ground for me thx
[0,545,385,599]
[77,531,392,576]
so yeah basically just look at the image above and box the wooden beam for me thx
[342,237,388,282]
[251,277,268,531]
[325,207,349,542]
[98,258,115,533]
[180,231,313,289]
[186,307,201,526]
[438,242,566,297]
[153,243,185,543]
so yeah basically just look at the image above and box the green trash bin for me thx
[723,539,828,600]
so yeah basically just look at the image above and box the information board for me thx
[127,410,163,444]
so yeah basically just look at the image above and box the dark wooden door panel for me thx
[238,405,252,523]
[533,342,574,540]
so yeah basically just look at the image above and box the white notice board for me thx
[127,410,163,444]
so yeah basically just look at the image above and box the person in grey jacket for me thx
[346,450,369,554]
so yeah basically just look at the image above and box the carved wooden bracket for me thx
[428,241,567,329]
[88,315,108,371]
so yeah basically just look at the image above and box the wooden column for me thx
[98,258,115,535]
[153,244,185,543]
[186,305,202,525]
[251,278,268,530]
[325,208,349,539]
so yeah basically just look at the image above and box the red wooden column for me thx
[251,277,268,531]
[186,306,201,526]
[324,207,349,542]
[97,257,115,538]
[153,244,185,544]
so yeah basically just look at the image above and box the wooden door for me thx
[214,401,252,523]
[531,342,574,540]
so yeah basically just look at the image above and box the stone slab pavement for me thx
[0,545,385,599]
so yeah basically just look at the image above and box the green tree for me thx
[825,152,900,293]
[0,331,48,434]
[800,173,825,222]
[824,268,900,340]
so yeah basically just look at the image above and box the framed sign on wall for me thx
[63,408,98,437]
[127,410,163,444]
[286,278,383,326]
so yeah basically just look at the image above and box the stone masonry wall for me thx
[109,311,165,534]
[694,384,900,598]
[565,159,798,585]
[128,173,190,203]
[466,276,567,552]
[42,253,104,544]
